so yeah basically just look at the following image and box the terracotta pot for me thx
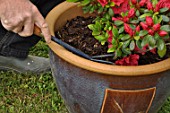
[46,2,170,113]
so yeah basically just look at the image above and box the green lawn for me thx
[0,40,169,113]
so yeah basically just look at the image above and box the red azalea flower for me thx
[159,30,168,37]
[147,2,153,10]
[124,23,134,36]
[134,45,147,55]
[148,29,154,36]
[139,0,148,7]
[155,0,170,12]
[131,0,137,5]
[107,30,113,48]
[115,54,140,66]
[128,8,135,18]
[111,0,125,6]
[146,16,154,27]
[135,25,140,32]
[112,0,130,14]
[140,22,149,30]
[153,24,161,32]
[97,0,108,7]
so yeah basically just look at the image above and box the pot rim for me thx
[46,1,170,76]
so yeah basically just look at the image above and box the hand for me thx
[0,0,51,43]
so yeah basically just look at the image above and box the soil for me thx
[55,16,170,65]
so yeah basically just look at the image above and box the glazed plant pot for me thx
[46,2,170,113]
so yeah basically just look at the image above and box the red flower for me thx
[111,0,125,6]
[139,0,148,7]
[112,0,130,14]
[155,0,170,12]
[128,8,135,18]
[140,22,149,30]
[153,24,161,32]
[124,23,134,36]
[107,30,113,48]
[135,25,140,32]
[97,0,108,7]
[115,54,140,66]
[159,30,168,37]
[131,0,137,5]
[147,2,153,10]
[146,16,153,27]
[148,29,154,36]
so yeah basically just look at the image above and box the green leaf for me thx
[130,40,135,51]
[157,39,165,51]
[121,34,131,41]
[139,30,148,36]
[98,6,104,13]
[141,35,150,47]
[158,45,167,58]
[154,33,161,40]
[66,0,79,2]
[148,35,156,47]
[107,47,116,53]
[130,20,139,24]
[122,48,131,55]
[110,1,115,6]
[112,27,119,37]
[118,26,124,34]
[161,15,170,22]
[136,10,140,17]
[118,42,123,49]
[95,21,102,30]
[152,0,158,7]
[108,8,114,17]
[136,40,142,49]
[88,24,95,30]
[160,25,170,32]
[116,49,122,57]
[94,35,106,41]
[114,20,124,26]
[159,8,169,13]
[80,0,91,6]
[139,13,152,18]
[153,15,158,24]
[122,39,131,48]
[134,36,140,41]
[92,31,100,35]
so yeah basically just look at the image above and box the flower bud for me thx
[140,22,148,30]
[148,29,154,36]
[147,2,153,10]
[131,0,137,4]
[159,30,168,37]
[124,23,133,36]
[139,0,147,7]
[97,0,108,7]
[135,25,140,32]
[128,8,135,18]
[146,16,153,26]
[153,24,161,31]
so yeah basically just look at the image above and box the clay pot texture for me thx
[46,2,170,113]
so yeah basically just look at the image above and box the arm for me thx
[0,0,51,43]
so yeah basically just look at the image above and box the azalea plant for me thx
[66,0,170,66]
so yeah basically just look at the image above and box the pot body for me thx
[50,50,170,113]
[46,2,170,113]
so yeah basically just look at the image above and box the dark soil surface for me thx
[55,16,170,65]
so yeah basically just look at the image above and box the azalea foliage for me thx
[66,0,170,66]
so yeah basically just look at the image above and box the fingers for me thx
[33,8,51,43]
[18,19,34,37]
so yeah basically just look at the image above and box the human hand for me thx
[0,0,51,43]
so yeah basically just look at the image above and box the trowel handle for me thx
[33,25,42,37]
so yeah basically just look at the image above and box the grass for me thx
[0,39,169,113]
